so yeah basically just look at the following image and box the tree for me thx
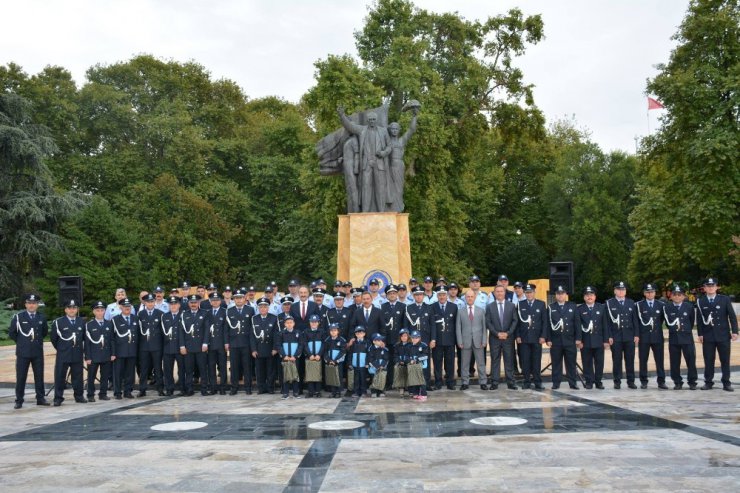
[629,0,739,290]
[0,93,86,299]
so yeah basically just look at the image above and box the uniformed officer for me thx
[221,286,235,309]
[636,283,668,389]
[251,297,279,394]
[405,286,434,344]
[226,289,255,395]
[177,282,191,311]
[696,277,738,391]
[546,286,581,390]
[347,287,364,318]
[104,288,127,320]
[112,297,138,399]
[380,284,405,387]
[180,294,209,396]
[153,286,169,313]
[9,293,50,408]
[368,278,387,308]
[605,281,638,389]
[312,287,331,318]
[161,295,185,396]
[421,276,438,305]
[137,293,164,397]
[431,285,457,390]
[326,292,352,340]
[50,299,87,406]
[664,285,698,390]
[265,286,282,316]
[576,286,606,390]
[200,283,216,309]
[468,275,488,310]
[516,284,547,390]
[277,296,294,330]
[448,282,466,310]
[84,301,115,401]
[204,291,228,395]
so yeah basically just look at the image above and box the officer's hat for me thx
[91,300,106,310]
[118,297,133,306]
[207,282,218,290]
[448,282,459,290]
[613,281,627,289]
[334,280,343,287]
[309,314,321,322]
[513,281,523,288]
[280,296,294,305]
[397,283,408,291]
[309,281,317,289]
[65,299,79,308]
[142,293,155,302]
[672,285,685,294]
[208,292,221,300]
[524,283,536,292]
[384,284,398,294]
[196,284,206,289]
[333,291,344,299]
[180,281,190,289]
[410,330,421,338]
[703,277,717,286]
[583,286,597,295]
[423,276,433,283]
[233,290,246,298]
[256,297,270,306]
[437,276,447,284]
[343,281,353,288]
[434,285,448,294]
[354,325,366,334]
[312,287,327,296]
[317,278,326,285]
[247,286,256,292]
[372,333,385,341]
[283,314,295,322]
[409,277,418,284]
[351,288,363,296]
[469,274,480,282]
[223,285,232,292]
[169,288,179,294]
[167,295,180,304]
[153,286,164,293]
[270,280,278,287]
[498,274,509,282]
[288,279,299,287]
[187,294,201,303]
[399,328,410,336]
[328,322,340,331]
[25,293,40,303]
[554,285,567,294]
[643,283,656,292]
[411,286,424,294]
[369,278,380,286]
[264,286,274,293]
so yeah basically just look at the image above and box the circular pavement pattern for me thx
[308,420,365,431]
[469,416,528,426]
[151,421,209,431]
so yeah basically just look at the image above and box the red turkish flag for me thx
[647,97,664,110]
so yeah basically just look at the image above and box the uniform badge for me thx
[568,309,573,312]
[536,309,540,313]
[596,311,600,315]
[683,312,687,316]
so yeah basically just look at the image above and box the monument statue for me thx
[315,101,419,213]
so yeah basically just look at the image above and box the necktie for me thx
[620,300,624,306]
[709,298,714,304]
[528,302,533,308]
[365,309,369,321]
[468,307,474,322]
[648,302,653,308]
[125,316,130,324]
[30,313,35,321]
[441,304,445,311]
[498,303,504,326]
[301,302,306,319]
[589,305,593,312]
[238,308,242,315]
[148,311,153,317]
[213,310,218,317]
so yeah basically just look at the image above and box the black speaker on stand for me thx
[549,262,574,297]
[58,276,84,307]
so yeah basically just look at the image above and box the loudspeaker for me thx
[58,276,83,308]
[549,262,574,295]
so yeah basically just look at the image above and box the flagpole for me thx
[647,110,650,134]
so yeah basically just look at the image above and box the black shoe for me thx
[229,389,238,395]
[627,382,637,389]
[595,382,604,389]
[115,395,123,400]
[37,400,50,406]
[257,390,266,395]
[427,387,435,392]
[53,401,62,407]
[246,390,252,395]
[614,382,621,389]
[568,385,578,390]
[480,384,488,390]
[267,390,275,394]
[658,383,668,390]
[640,383,648,389]
[137,391,146,397]
[219,389,226,395]
[673,383,683,390]
[490,384,499,390]
[201,391,209,396]
[507,384,518,390]
[305,393,313,399]
[99,395,110,401]
[723,385,734,392]
[552,384,560,390]
[282,394,289,399]
[534,384,544,390]
[165,390,173,396]
[158,390,165,397]
[315,392,322,398]
[14,402,22,409]
[522,383,531,390]
[460,384,469,390]
[75,397,88,403]
[87,396,95,402]
[585,384,593,389]
[435,384,443,390]
[689,383,697,390]
[447,384,455,390]
[700,384,713,390]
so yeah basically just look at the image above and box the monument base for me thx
[337,212,412,288]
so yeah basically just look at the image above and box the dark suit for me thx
[204,306,228,392]
[576,303,606,387]
[180,309,208,395]
[405,303,434,343]
[604,298,637,385]
[546,303,581,387]
[696,294,738,387]
[9,311,48,404]
[325,306,353,340]
[161,311,185,393]
[516,299,547,386]
[112,313,138,396]
[84,319,114,398]
[137,309,164,393]
[350,305,384,337]
[290,300,320,333]
[381,301,406,387]
[225,305,254,393]
[665,302,697,386]
[50,316,86,403]
[635,300,666,386]
[431,302,457,386]
[250,314,279,393]
[485,300,518,385]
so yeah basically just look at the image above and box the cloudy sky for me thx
[2,0,689,153]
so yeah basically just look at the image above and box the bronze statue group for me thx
[8,275,738,409]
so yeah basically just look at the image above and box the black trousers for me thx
[352,367,368,395]
[669,343,697,385]
[183,352,208,394]
[702,340,731,387]
[255,356,276,392]
[138,350,163,392]
[208,348,228,391]
[87,361,111,397]
[489,337,515,385]
[519,342,543,385]
[580,346,604,385]
[611,340,636,383]
[114,356,136,396]
[16,355,45,403]
[162,352,185,392]
[54,360,83,402]
[386,347,395,389]
[550,344,577,386]
[229,346,253,392]
[639,342,665,384]
[432,345,456,386]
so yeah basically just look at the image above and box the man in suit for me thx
[486,285,519,389]
[290,286,319,333]
[204,292,228,395]
[9,293,50,408]
[576,286,607,390]
[432,285,458,390]
[697,277,738,391]
[456,290,487,390]
[351,292,384,337]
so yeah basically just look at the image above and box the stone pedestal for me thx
[336,212,412,288]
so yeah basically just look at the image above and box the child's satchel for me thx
[282,361,299,383]
[347,367,355,390]
[325,363,341,387]
[370,368,387,391]
[392,364,408,389]
[407,363,426,387]
[305,359,323,382]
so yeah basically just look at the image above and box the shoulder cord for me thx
[635,301,655,330]
[606,300,620,329]
[86,322,105,347]
[16,315,35,341]
[517,302,532,325]
[548,306,563,333]
[113,318,133,343]
[696,299,714,326]
[663,306,681,331]
[55,319,77,346]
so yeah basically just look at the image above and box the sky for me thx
[1,0,689,153]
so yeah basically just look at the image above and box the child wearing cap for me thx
[276,316,303,399]
[393,329,412,396]
[368,334,390,397]
[323,324,347,398]
[408,331,429,400]
[349,326,370,398]
[304,314,325,397]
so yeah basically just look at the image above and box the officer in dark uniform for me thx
[112,298,138,399]
[251,297,279,394]
[204,291,228,395]
[177,282,191,311]
[226,289,255,395]
[636,283,668,389]
[180,294,209,396]
[84,300,115,401]
[696,277,738,391]
[137,293,164,397]
[405,286,434,344]
[277,296,294,330]
[431,285,457,390]
[325,292,352,340]
[50,299,87,406]
[200,282,218,309]
[347,287,364,319]
[380,284,405,388]
[516,284,547,390]
[161,295,184,396]
[605,281,638,389]
[664,285,698,390]
[9,293,50,408]
[546,286,581,390]
[576,286,607,389]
